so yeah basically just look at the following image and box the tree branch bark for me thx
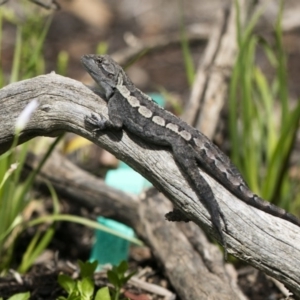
[0,74,300,296]
[27,151,244,299]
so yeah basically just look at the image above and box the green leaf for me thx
[81,277,94,298]
[95,287,111,300]
[78,260,98,278]
[107,270,120,289]
[124,271,136,284]
[58,274,76,294]
[116,261,128,275]
[7,292,30,300]
[76,280,83,296]
[68,294,81,300]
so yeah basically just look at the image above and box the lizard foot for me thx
[85,113,107,131]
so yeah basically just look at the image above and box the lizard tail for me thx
[237,185,300,227]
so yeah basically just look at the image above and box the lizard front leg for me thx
[85,94,124,132]
[171,141,228,257]
[85,113,111,131]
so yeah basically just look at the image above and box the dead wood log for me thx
[182,0,257,139]
[26,151,245,299]
[0,74,300,296]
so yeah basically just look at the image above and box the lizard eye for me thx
[108,73,114,79]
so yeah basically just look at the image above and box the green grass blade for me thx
[275,0,288,125]
[12,142,29,189]
[262,102,300,201]
[27,214,143,246]
[25,16,52,77]
[253,67,276,160]
[10,26,22,83]
[178,0,195,86]
[16,135,63,205]
[18,227,55,273]
[0,10,4,88]
[56,51,69,76]
[46,181,60,215]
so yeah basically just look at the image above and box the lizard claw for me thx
[85,113,107,131]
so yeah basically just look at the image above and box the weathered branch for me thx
[111,31,207,67]
[27,151,244,299]
[182,0,257,138]
[137,190,244,300]
[0,74,300,296]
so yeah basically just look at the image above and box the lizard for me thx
[81,54,300,255]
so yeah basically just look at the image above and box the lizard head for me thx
[81,54,121,99]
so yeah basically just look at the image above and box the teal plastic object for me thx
[90,93,165,266]
[90,217,134,267]
[150,93,165,107]
[106,162,152,194]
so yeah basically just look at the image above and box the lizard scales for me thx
[81,54,300,252]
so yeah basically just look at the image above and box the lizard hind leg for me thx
[171,142,228,258]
